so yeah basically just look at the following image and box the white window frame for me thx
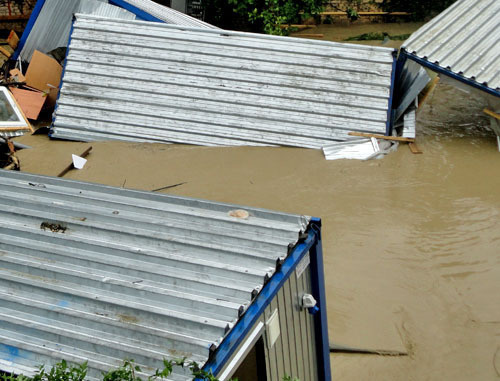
[0,87,30,130]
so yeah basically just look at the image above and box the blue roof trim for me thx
[202,222,321,379]
[401,50,500,98]
[13,0,47,61]
[385,50,398,136]
[309,218,331,381]
[108,0,165,22]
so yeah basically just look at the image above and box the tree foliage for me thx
[201,0,324,35]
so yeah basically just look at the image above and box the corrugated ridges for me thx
[402,0,500,92]
[0,170,309,379]
[51,15,397,148]
[118,0,217,28]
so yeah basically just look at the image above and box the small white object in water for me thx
[72,154,87,169]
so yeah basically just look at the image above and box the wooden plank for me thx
[0,15,31,21]
[418,77,440,109]
[348,131,415,142]
[281,24,316,29]
[484,108,500,121]
[295,33,324,38]
[0,46,11,59]
[57,146,93,177]
[9,88,47,120]
[7,30,20,50]
[409,142,423,154]
[316,11,411,16]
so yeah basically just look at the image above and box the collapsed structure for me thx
[50,14,398,148]
[398,0,500,149]
[14,0,215,62]
[0,170,330,381]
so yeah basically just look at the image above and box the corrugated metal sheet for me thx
[51,14,397,149]
[0,170,309,380]
[19,0,136,62]
[402,0,500,94]
[115,0,217,28]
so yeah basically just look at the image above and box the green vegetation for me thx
[345,32,411,41]
[201,0,324,35]
[1,360,301,381]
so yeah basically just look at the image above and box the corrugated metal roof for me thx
[18,0,136,62]
[51,14,397,148]
[402,0,500,94]
[0,169,309,379]
[114,0,217,28]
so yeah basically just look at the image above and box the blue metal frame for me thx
[385,50,398,136]
[108,0,164,22]
[202,219,331,380]
[401,50,500,99]
[309,218,331,381]
[13,0,47,61]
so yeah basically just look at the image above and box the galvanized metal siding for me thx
[402,0,500,92]
[51,15,396,148]
[257,253,317,381]
[117,0,217,28]
[19,0,136,62]
[0,170,309,379]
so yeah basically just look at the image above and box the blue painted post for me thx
[309,218,332,381]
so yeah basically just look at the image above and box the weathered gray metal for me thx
[117,0,217,28]
[402,0,500,94]
[18,0,136,62]
[0,170,309,380]
[51,14,397,148]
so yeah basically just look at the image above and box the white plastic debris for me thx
[72,154,87,169]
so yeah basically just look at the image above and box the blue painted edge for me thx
[392,52,408,108]
[309,217,331,381]
[401,50,500,99]
[385,50,398,136]
[49,15,76,139]
[201,221,324,379]
[13,0,47,61]
[108,0,165,22]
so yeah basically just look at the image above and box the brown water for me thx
[15,82,500,380]
[11,21,500,380]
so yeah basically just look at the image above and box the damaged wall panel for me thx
[400,0,500,98]
[52,15,397,148]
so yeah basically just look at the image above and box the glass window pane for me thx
[0,91,21,122]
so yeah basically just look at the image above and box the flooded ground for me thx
[8,23,500,381]
[292,22,425,48]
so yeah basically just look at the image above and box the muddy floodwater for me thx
[12,24,500,381]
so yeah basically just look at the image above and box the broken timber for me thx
[348,132,415,143]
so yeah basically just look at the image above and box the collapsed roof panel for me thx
[15,0,136,62]
[0,169,310,379]
[51,15,397,148]
[401,0,500,97]
[109,0,218,28]
[14,0,215,62]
